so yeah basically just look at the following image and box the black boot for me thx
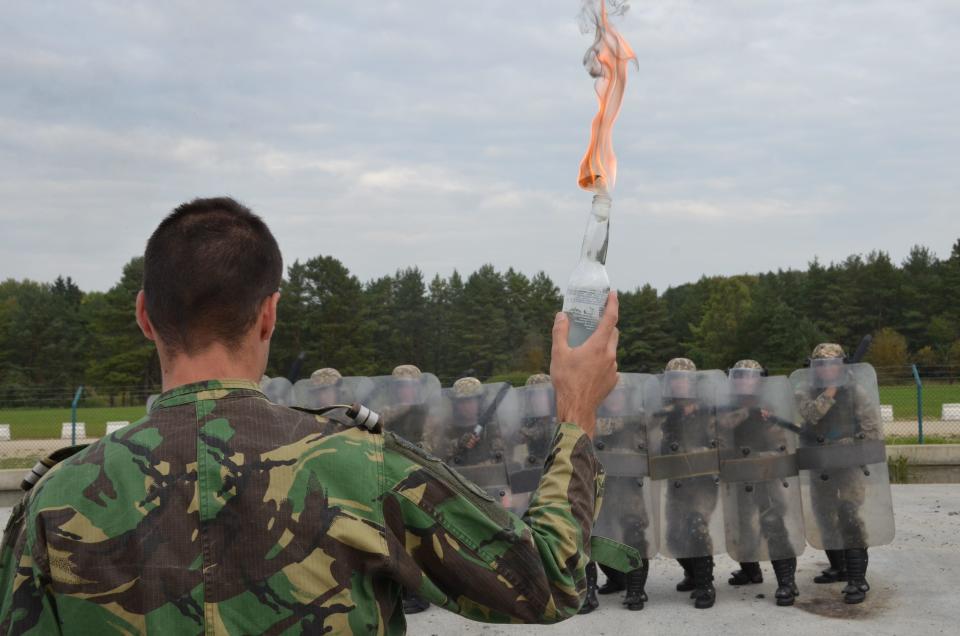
[402,588,430,614]
[813,549,847,584]
[676,558,696,592]
[623,559,649,611]
[598,563,626,595]
[842,549,869,604]
[692,557,716,609]
[728,562,763,586]
[772,558,799,606]
[579,561,600,614]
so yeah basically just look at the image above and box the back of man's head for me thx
[143,197,282,355]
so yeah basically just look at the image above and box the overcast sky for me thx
[1,1,957,293]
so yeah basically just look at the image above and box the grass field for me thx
[0,406,147,440]
[878,383,960,419]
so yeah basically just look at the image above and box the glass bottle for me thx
[562,193,611,347]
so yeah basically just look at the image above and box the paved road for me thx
[0,485,955,634]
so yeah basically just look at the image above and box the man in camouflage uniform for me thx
[0,197,622,634]
[421,377,506,469]
[653,358,719,609]
[581,374,651,614]
[380,365,431,443]
[795,343,881,604]
[718,360,800,606]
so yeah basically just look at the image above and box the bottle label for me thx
[565,286,609,331]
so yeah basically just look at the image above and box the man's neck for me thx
[160,345,263,392]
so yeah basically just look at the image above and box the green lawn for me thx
[886,435,959,445]
[0,405,147,439]
[878,383,960,419]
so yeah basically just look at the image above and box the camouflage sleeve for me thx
[381,422,602,623]
[795,389,834,425]
[855,386,882,439]
[0,496,62,634]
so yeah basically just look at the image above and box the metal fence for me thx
[0,385,158,470]
[1,366,958,470]
[869,365,960,443]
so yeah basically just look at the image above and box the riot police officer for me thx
[792,343,891,605]
[718,360,804,606]
[649,358,722,609]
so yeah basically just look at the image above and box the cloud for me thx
[0,0,957,295]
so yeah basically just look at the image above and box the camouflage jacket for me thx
[794,384,881,442]
[0,380,605,634]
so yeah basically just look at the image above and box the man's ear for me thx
[259,292,280,342]
[136,290,157,342]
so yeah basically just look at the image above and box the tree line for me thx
[1,239,958,406]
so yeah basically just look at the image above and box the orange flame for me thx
[578,1,636,193]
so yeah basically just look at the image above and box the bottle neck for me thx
[579,194,610,265]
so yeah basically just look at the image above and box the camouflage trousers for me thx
[809,467,868,548]
[665,475,718,557]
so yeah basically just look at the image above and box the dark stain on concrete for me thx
[794,585,891,620]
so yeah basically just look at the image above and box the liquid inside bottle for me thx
[562,194,611,347]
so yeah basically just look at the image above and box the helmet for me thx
[392,364,422,381]
[664,359,697,399]
[810,344,846,388]
[453,377,484,399]
[730,360,764,395]
[310,368,342,387]
[665,358,697,372]
[524,374,554,418]
[525,373,551,387]
[729,359,766,380]
[811,343,845,360]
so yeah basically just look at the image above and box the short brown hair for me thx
[143,197,282,354]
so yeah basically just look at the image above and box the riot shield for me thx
[419,382,514,504]
[717,375,805,562]
[291,376,375,410]
[790,362,895,550]
[502,382,558,514]
[367,373,442,442]
[591,373,660,559]
[646,370,726,559]
[260,377,294,406]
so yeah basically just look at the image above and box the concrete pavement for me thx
[0,485,954,635]
[406,484,957,635]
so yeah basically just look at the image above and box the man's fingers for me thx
[551,312,571,357]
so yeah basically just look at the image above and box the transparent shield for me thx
[419,382,514,506]
[591,373,660,558]
[717,375,806,562]
[292,376,375,410]
[366,373,442,443]
[502,384,557,515]
[647,370,726,559]
[790,363,895,549]
[260,377,294,406]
